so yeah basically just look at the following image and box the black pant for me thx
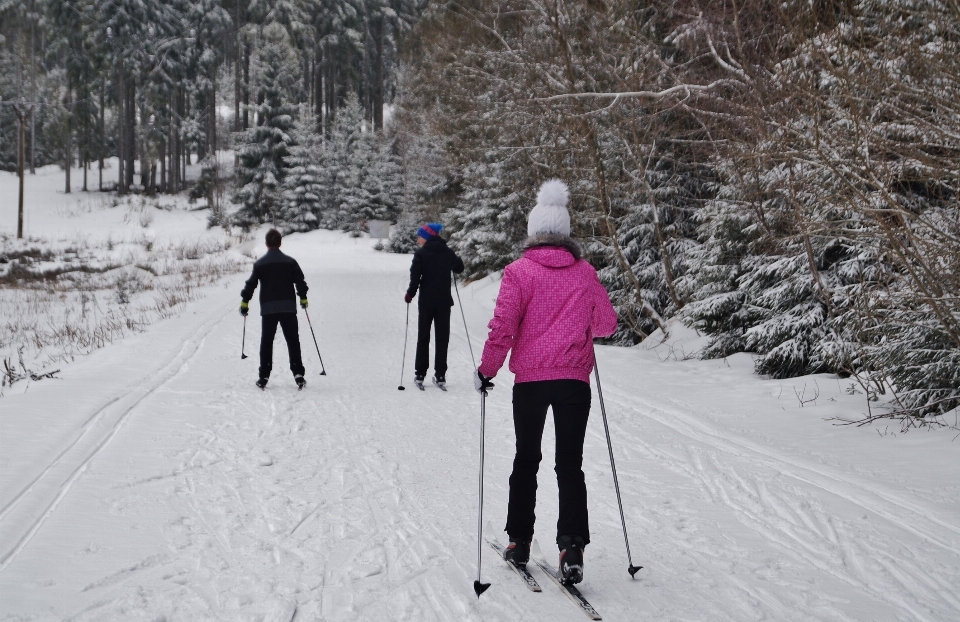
[415,303,451,378]
[259,313,305,378]
[506,379,592,546]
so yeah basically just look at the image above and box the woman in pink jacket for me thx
[475,179,618,585]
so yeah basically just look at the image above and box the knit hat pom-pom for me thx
[536,179,569,208]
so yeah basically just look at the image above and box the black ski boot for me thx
[256,377,268,390]
[295,374,306,390]
[503,539,530,568]
[432,375,447,391]
[414,374,425,391]
[557,534,585,585]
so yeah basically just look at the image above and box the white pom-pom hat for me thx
[527,179,570,237]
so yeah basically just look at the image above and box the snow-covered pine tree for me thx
[681,142,882,379]
[182,0,232,160]
[309,91,401,233]
[446,157,531,280]
[829,0,960,417]
[590,123,706,344]
[355,131,402,225]
[233,22,301,227]
[388,130,453,254]
[313,93,358,228]
[676,0,960,419]
[279,111,324,232]
[98,0,182,193]
[337,111,375,234]
[388,206,421,254]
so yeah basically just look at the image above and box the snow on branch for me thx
[533,80,733,103]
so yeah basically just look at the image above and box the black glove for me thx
[404,293,413,304]
[240,301,249,316]
[474,370,494,395]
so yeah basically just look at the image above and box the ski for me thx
[530,540,601,620]
[414,379,425,391]
[432,378,447,392]
[484,528,541,592]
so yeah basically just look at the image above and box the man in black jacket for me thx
[404,223,465,388]
[241,229,309,390]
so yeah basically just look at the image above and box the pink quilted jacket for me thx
[478,243,618,384]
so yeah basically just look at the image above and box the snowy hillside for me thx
[1,181,958,621]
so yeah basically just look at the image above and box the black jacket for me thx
[406,238,465,307]
[241,249,308,315]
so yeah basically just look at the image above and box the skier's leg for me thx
[551,379,592,546]
[279,313,305,376]
[414,305,434,377]
[259,314,280,379]
[434,305,451,378]
[505,381,550,543]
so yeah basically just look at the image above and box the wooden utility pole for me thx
[4,102,38,239]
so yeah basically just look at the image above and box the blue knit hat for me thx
[417,223,443,240]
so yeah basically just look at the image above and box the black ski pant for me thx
[259,312,305,379]
[505,379,592,547]
[414,303,451,378]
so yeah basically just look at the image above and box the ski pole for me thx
[473,389,491,597]
[452,278,477,369]
[398,303,410,391]
[303,308,327,376]
[594,355,642,577]
[454,276,490,596]
[241,315,248,359]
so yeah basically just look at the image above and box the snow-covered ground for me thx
[0,159,248,387]
[1,176,959,621]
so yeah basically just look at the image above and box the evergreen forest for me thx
[2,0,958,422]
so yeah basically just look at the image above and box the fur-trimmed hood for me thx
[523,233,582,261]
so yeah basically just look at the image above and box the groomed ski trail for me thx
[1,230,958,622]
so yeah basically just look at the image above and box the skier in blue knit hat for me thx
[404,223,465,390]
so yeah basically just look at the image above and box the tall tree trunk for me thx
[125,79,136,190]
[372,13,384,131]
[140,99,149,190]
[30,11,36,175]
[243,42,250,130]
[159,138,166,192]
[171,89,179,194]
[234,7,241,133]
[325,42,335,133]
[198,95,208,162]
[118,66,126,193]
[65,89,72,194]
[99,76,105,190]
[313,47,323,132]
[210,81,217,155]
[304,51,311,109]
[82,119,88,194]
[185,94,191,168]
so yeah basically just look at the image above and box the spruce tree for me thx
[233,22,301,227]
[279,112,324,232]
[446,157,530,280]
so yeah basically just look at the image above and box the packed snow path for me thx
[2,231,959,621]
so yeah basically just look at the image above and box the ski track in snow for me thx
[0,305,232,570]
[1,230,958,621]
[597,388,960,622]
